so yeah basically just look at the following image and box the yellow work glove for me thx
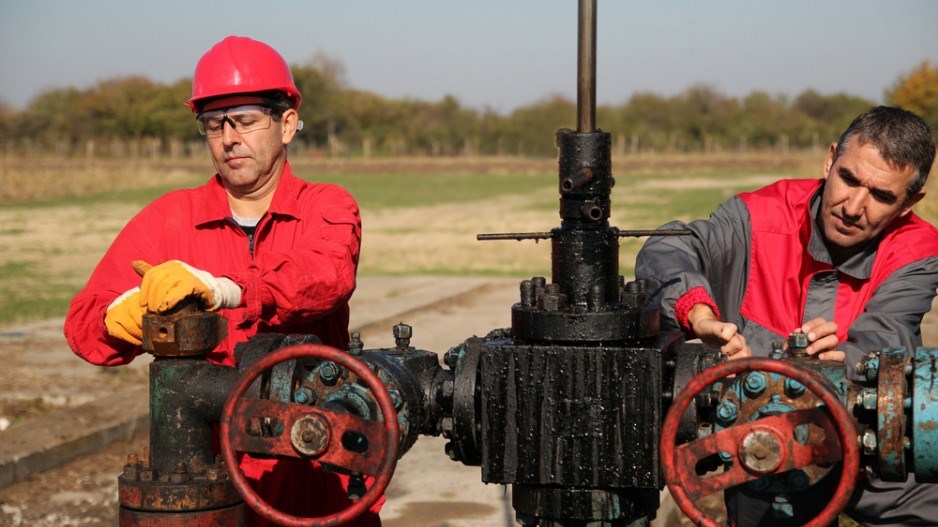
[104,287,145,345]
[137,260,242,313]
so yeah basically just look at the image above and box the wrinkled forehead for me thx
[200,95,270,112]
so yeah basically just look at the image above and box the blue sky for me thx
[1,1,936,113]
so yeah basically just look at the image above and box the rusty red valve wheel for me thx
[220,344,399,527]
[660,358,859,527]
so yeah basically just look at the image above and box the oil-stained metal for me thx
[660,358,860,527]
[476,229,692,241]
[219,344,399,527]
[141,299,227,357]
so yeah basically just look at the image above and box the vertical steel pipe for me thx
[577,0,597,133]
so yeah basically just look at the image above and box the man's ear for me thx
[822,143,837,180]
[280,109,299,145]
[900,188,926,217]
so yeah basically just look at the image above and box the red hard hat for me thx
[187,36,302,113]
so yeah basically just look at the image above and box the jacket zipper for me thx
[227,217,258,260]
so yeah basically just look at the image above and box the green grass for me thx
[0,162,809,328]
[301,170,552,209]
[0,260,75,326]
[2,182,198,210]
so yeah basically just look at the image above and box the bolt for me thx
[904,437,912,450]
[748,477,769,491]
[716,399,739,423]
[542,292,563,311]
[320,362,340,383]
[122,453,139,480]
[860,355,879,381]
[388,389,403,410]
[170,462,188,484]
[347,474,366,500]
[348,332,363,356]
[295,386,314,404]
[441,417,454,437]
[744,372,767,397]
[789,335,804,347]
[441,379,455,401]
[860,388,878,411]
[205,465,225,481]
[785,378,806,397]
[771,496,794,518]
[861,429,878,456]
[393,323,412,348]
[588,283,605,311]
[787,471,810,491]
[520,280,536,307]
[855,360,867,376]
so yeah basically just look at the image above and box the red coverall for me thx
[64,162,382,526]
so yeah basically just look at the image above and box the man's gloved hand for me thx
[136,260,242,313]
[104,287,145,345]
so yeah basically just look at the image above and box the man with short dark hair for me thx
[65,36,379,527]
[637,106,938,525]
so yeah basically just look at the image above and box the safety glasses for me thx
[196,105,273,137]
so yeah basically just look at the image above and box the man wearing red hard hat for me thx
[65,36,379,526]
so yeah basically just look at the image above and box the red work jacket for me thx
[65,163,382,526]
[737,179,938,344]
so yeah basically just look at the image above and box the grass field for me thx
[2,151,935,330]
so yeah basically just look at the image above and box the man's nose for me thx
[221,119,241,145]
[842,189,867,219]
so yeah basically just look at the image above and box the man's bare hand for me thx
[689,304,752,359]
[798,318,845,362]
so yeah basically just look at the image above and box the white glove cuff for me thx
[213,277,243,310]
[178,262,242,311]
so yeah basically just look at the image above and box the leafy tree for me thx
[503,95,576,157]
[676,84,739,151]
[792,89,873,144]
[886,61,938,136]
[619,92,682,152]
[18,87,85,146]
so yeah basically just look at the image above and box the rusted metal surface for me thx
[227,399,387,474]
[729,354,843,489]
[118,503,245,526]
[876,348,909,480]
[220,344,399,527]
[141,299,227,357]
[912,347,938,482]
[118,476,240,512]
[660,358,859,527]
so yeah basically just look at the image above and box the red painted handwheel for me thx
[660,358,859,527]
[220,344,399,527]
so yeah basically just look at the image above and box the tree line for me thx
[1,56,934,159]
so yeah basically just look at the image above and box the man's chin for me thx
[822,226,861,251]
